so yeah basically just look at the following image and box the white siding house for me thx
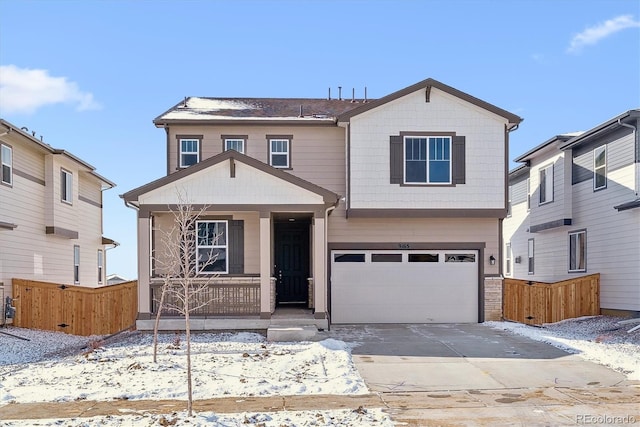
[504,110,640,316]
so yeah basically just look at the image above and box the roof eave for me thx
[559,109,640,150]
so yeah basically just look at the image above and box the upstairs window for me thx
[539,164,553,205]
[593,145,607,191]
[196,220,228,274]
[269,138,290,168]
[1,143,12,186]
[225,138,245,154]
[179,138,200,168]
[61,169,73,204]
[569,230,586,272]
[404,136,451,184]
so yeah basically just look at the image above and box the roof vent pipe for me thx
[183,97,187,107]
[328,87,331,100]
[299,104,303,117]
[351,88,355,103]
[338,86,342,100]
[364,87,367,103]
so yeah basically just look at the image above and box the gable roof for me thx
[559,109,640,150]
[513,133,583,163]
[121,149,340,205]
[0,118,116,189]
[336,78,523,128]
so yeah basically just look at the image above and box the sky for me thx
[1,0,639,279]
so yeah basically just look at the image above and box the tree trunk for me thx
[185,284,193,417]
[152,282,168,363]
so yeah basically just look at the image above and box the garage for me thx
[330,249,479,323]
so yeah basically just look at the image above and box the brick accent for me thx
[270,277,276,313]
[484,277,503,321]
[307,277,314,309]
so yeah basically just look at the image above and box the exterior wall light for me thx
[489,255,496,265]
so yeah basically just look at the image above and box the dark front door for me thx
[274,221,310,304]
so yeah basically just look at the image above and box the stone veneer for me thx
[484,277,503,321]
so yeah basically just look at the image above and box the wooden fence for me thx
[11,279,138,336]
[503,274,600,325]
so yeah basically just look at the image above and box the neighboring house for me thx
[504,109,640,316]
[106,273,129,285]
[0,119,117,315]
[122,78,522,330]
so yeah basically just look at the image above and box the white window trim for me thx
[1,143,12,186]
[505,243,512,276]
[196,220,228,274]
[526,178,531,211]
[593,145,607,191]
[74,245,80,284]
[568,230,587,273]
[269,139,290,168]
[538,164,553,205]
[98,249,104,284]
[61,169,73,204]
[179,138,200,168]
[507,186,512,217]
[225,138,245,154]
[403,136,452,184]
[527,238,534,275]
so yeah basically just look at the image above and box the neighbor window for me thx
[1,143,12,186]
[507,186,512,217]
[179,138,200,168]
[74,245,80,284]
[97,249,104,284]
[526,178,531,211]
[505,243,512,276]
[196,220,228,274]
[593,145,607,191]
[61,169,73,204]
[404,136,451,184]
[569,230,586,272]
[225,138,245,154]
[539,164,553,205]
[269,138,290,168]
[527,239,534,274]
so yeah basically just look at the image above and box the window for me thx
[569,230,586,272]
[225,139,245,154]
[97,250,104,284]
[179,139,200,168]
[445,254,475,262]
[527,239,534,274]
[61,169,73,204]
[539,164,553,205]
[526,178,531,211]
[404,136,451,184]
[74,245,80,284]
[593,145,606,191]
[1,143,12,186]
[408,253,439,262]
[505,243,512,275]
[371,253,402,262]
[507,186,512,217]
[196,220,227,273]
[269,139,290,168]
[334,253,365,263]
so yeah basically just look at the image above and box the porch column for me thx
[259,214,272,318]
[312,216,327,317]
[137,214,151,317]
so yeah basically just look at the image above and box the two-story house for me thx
[504,109,640,317]
[0,119,117,320]
[122,78,522,330]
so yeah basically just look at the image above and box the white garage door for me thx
[331,250,478,323]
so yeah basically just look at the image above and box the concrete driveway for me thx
[325,323,632,392]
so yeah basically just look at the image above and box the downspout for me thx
[324,203,337,330]
[618,119,638,195]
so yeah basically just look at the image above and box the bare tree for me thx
[151,191,222,416]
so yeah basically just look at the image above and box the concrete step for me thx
[267,324,318,342]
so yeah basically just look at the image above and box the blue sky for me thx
[1,0,639,279]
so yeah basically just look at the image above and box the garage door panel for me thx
[331,250,478,324]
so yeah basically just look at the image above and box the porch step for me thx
[267,324,318,342]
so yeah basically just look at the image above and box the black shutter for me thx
[228,220,244,274]
[452,136,466,184]
[390,135,403,184]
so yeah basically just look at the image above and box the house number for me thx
[398,243,411,249]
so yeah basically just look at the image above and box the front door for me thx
[274,221,310,304]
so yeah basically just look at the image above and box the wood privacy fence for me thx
[503,274,600,325]
[11,279,138,336]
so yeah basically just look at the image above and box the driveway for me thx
[324,323,632,392]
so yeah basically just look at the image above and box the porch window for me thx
[593,145,606,191]
[1,143,12,186]
[569,230,586,272]
[196,220,228,274]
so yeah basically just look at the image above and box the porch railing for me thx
[150,277,261,316]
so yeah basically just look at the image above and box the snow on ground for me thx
[486,315,640,380]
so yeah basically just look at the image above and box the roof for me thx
[154,97,367,126]
[614,198,640,212]
[513,133,583,163]
[121,149,340,205]
[0,118,116,189]
[560,109,640,150]
[153,78,524,128]
[508,163,529,180]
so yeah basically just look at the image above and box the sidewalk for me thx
[2,386,639,426]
